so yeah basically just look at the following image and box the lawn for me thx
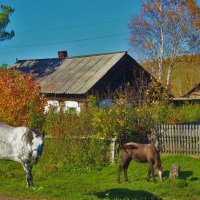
[0,155,200,200]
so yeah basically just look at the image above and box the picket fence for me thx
[158,124,200,156]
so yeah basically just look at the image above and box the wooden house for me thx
[12,51,152,111]
[171,82,200,105]
[184,83,200,98]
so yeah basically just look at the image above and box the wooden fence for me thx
[46,124,200,162]
[158,124,200,156]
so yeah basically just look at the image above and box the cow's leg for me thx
[22,162,33,187]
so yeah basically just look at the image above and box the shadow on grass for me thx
[93,188,162,200]
[189,177,199,181]
[163,170,193,180]
[179,171,193,180]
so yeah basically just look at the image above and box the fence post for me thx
[110,138,117,163]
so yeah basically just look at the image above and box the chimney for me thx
[58,51,68,59]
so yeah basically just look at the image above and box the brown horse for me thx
[117,142,163,183]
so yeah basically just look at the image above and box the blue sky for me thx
[0,0,200,66]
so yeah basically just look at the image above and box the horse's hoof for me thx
[27,185,34,188]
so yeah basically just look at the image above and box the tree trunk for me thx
[158,0,164,82]
[166,64,173,87]
[158,61,163,81]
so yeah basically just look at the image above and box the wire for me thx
[16,19,128,34]
[1,32,129,49]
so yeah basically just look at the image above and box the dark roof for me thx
[181,82,200,98]
[13,58,63,80]
[13,51,130,94]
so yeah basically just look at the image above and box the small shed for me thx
[171,83,200,105]
[184,83,200,98]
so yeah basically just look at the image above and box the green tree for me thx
[0,5,14,41]
[0,63,8,69]
[129,0,200,87]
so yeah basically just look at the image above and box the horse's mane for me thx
[24,127,44,145]
[30,128,43,137]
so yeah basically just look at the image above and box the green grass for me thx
[0,155,200,200]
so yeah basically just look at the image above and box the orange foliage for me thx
[186,0,200,30]
[0,69,46,127]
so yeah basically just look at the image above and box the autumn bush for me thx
[0,69,46,128]
[42,96,156,172]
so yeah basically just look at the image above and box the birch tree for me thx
[129,0,200,87]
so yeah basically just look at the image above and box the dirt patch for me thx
[0,196,42,200]
[0,196,28,200]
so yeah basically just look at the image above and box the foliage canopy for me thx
[129,0,200,85]
[0,69,46,127]
[0,5,14,42]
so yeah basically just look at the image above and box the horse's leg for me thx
[123,158,131,182]
[147,165,151,182]
[117,160,124,183]
[149,161,156,183]
[22,162,33,187]
[117,158,131,183]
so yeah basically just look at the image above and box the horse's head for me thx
[156,164,163,182]
[30,130,44,164]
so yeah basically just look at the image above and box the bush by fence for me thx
[40,136,111,173]
[38,96,200,171]
[41,123,200,172]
